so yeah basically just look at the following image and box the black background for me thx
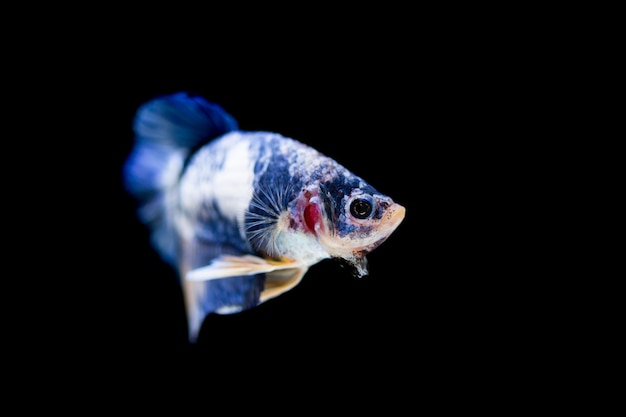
[88,63,532,372]
[104,71,433,350]
[11,7,606,411]
[37,27,566,403]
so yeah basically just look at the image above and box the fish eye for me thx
[349,197,374,220]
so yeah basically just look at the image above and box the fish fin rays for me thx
[123,92,239,265]
[183,253,306,342]
[185,254,304,281]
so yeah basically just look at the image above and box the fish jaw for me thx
[359,202,406,252]
[318,198,406,276]
[339,202,405,275]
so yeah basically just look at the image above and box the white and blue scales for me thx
[123,92,406,342]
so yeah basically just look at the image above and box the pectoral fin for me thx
[186,255,303,281]
[185,254,308,305]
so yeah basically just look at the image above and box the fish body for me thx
[123,92,406,342]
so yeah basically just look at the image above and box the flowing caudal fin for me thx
[122,92,238,265]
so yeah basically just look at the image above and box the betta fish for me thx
[123,92,406,342]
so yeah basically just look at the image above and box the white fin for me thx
[185,255,303,281]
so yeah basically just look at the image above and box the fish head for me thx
[301,177,406,277]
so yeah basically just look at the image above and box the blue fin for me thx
[180,236,267,343]
[182,247,308,342]
[122,92,238,265]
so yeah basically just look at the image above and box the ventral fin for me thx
[185,254,303,281]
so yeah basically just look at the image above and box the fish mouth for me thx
[380,203,406,238]
[338,203,405,278]
[355,202,405,252]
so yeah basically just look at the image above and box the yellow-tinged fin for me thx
[260,267,308,303]
[185,254,303,281]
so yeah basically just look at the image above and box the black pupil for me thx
[351,198,372,219]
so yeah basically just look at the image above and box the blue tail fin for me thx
[123,92,238,265]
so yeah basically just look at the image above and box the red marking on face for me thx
[304,204,320,234]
